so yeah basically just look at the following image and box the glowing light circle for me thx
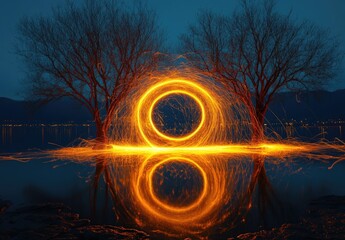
[136,78,224,146]
[117,76,249,233]
[132,155,228,226]
[148,90,205,142]
[147,157,208,212]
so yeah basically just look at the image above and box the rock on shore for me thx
[231,195,345,240]
[0,200,148,240]
[1,195,344,239]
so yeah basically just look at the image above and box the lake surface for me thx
[0,124,344,237]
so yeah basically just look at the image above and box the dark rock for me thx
[231,195,345,240]
[1,196,344,239]
[0,199,11,215]
[0,200,149,240]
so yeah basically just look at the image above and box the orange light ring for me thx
[136,78,225,146]
[148,90,205,142]
[132,155,228,225]
[147,156,208,212]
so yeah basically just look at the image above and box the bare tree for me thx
[17,0,163,143]
[181,0,340,141]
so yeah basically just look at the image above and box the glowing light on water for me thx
[1,73,344,237]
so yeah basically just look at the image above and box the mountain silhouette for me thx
[266,89,345,123]
[0,97,91,123]
[0,89,344,123]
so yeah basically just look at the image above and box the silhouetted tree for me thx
[181,0,341,221]
[17,0,163,143]
[181,0,340,141]
[17,0,164,213]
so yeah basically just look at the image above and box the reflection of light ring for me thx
[147,157,207,212]
[133,155,227,225]
[136,78,220,146]
[148,90,205,142]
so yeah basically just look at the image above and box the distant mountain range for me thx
[0,97,91,123]
[266,89,345,123]
[0,89,344,123]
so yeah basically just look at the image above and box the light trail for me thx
[111,143,308,155]
[45,142,312,159]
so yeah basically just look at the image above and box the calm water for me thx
[0,125,97,220]
[0,124,344,237]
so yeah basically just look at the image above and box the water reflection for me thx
[1,126,345,238]
[1,149,345,238]
[83,150,344,238]
[96,154,252,237]
[89,153,309,238]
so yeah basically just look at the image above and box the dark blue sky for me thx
[1,0,344,99]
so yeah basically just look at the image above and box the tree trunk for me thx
[251,116,265,142]
[93,114,109,150]
[245,103,278,221]
[95,122,107,144]
[250,105,266,143]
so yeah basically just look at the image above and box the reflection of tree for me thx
[92,156,138,226]
[92,156,111,218]
[243,155,284,226]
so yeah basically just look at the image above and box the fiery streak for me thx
[48,143,309,158]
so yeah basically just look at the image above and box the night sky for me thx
[0,0,344,100]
